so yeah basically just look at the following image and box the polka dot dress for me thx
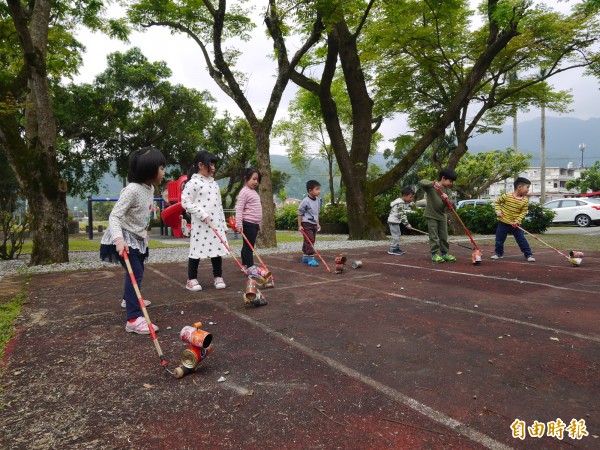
[181,173,229,260]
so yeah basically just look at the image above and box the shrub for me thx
[522,202,555,234]
[456,202,555,234]
[320,204,348,224]
[0,212,29,260]
[406,207,428,233]
[275,204,299,230]
[457,204,497,234]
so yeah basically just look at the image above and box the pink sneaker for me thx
[214,277,226,289]
[186,279,202,292]
[125,316,159,335]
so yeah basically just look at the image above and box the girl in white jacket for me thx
[181,151,228,291]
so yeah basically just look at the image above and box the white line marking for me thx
[214,300,513,450]
[375,261,600,294]
[384,292,600,343]
[147,267,512,449]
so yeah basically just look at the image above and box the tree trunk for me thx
[319,22,384,240]
[327,151,335,205]
[513,111,518,152]
[1,0,69,265]
[540,103,546,203]
[254,127,276,248]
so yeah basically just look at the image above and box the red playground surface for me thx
[1,242,598,449]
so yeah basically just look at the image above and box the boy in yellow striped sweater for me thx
[491,177,535,262]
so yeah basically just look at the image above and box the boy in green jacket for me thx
[419,168,458,263]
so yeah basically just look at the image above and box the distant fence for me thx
[87,196,166,240]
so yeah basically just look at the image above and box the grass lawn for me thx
[17,230,335,253]
[0,285,26,384]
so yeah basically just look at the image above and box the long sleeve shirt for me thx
[298,195,320,225]
[235,186,262,229]
[181,173,228,259]
[419,180,452,221]
[102,183,154,243]
[387,198,412,226]
[495,193,529,225]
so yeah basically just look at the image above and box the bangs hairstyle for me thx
[128,147,166,184]
[306,179,321,191]
[243,167,262,183]
[187,150,218,179]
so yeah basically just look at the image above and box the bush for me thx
[457,204,498,234]
[452,202,554,235]
[406,207,428,233]
[320,204,348,224]
[0,212,29,260]
[149,218,162,230]
[522,202,555,234]
[275,204,299,230]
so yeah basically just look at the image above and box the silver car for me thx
[542,198,600,227]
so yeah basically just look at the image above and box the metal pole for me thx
[88,197,93,240]
[579,143,586,169]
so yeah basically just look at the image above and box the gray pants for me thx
[427,217,449,254]
[389,223,402,249]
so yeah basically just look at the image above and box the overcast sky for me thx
[72,0,600,155]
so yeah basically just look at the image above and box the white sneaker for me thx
[214,277,226,289]
[246,265,260,278]
[186,279,202,291]
[527,256,536,262]
[490,254,503,260]
[125,316,159,335]
[121,298,151,308]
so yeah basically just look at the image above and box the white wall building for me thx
[485,163,584,203]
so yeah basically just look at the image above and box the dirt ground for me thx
[1,243,599,449]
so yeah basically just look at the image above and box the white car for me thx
[456,199,492,209]
[542,198,600,227]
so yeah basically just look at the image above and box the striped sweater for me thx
[494,193,529,225]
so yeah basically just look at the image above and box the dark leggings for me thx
[188,257,223,280]
[241,221,260,267]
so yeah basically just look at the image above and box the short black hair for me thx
[306,180,321,191]
[401,186,415,196]
[187,150,218,179]
[128,147,166,184]
[439,167,457,181]
[514,177,531,189]
[244,167,262,184]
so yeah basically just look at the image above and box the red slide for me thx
[161,202,186,237]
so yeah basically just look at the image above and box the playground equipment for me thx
[161,175,189,238]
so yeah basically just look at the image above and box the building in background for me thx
[485,162,583,203]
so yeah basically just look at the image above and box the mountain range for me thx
[69,116,600,208]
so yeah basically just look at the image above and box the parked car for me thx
[456,199,492,209]
[542,198,600,227]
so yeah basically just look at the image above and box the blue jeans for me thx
[494,222,532,258]
[117,248,145,321]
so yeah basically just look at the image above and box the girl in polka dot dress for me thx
[181,151,229,292]
[100,147,166,335]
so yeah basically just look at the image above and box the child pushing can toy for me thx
[298,180,321,267]
[234,167,263,277]
[419,168,458,263]
[491,177,535,262]
[181,150,229,292]
[387,186,415,255]
[100,146,166,335]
